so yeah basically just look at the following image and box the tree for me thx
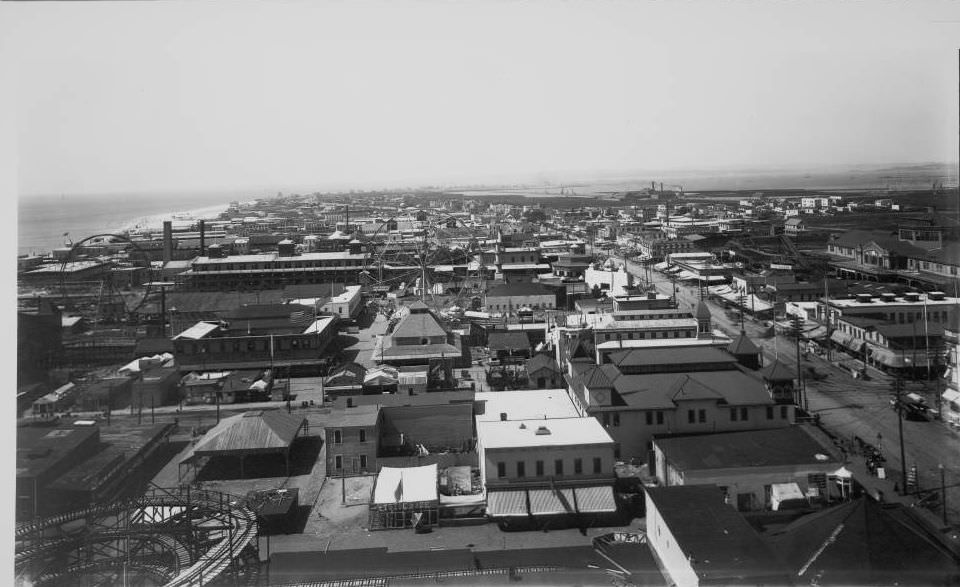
[523,209,547,223]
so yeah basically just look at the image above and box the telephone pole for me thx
[892,376,908,494]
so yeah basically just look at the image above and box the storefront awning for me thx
[486,490,527,517]
[528,489,576,515]
[574,485,617,513]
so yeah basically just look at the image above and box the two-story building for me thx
[565,347,791,461]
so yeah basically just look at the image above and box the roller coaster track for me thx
[15,487,258,587]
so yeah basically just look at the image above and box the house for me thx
[652,427,841,511]
[525,353,564,389]
[377,301,463,386]
[784,217,805,236]
[825,230,927,281]
[487,331,531,362]
[645,485,792,587]
[325,404,379,476]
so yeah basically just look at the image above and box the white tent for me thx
[373,464,439,504]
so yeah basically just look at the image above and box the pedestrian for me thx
[893,482,900,495]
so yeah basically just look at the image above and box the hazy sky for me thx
[6,0,960,196]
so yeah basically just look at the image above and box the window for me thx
[555,459,564,475]
[536,460,544,476]
[766,406,774,420]
[359,455,367,469]
[613,412,620,427]
[497,462,506,478]
[698,409,706,423]
[730,408,738,422]
[517,462,526,478]
[334,455,342,470]
[657,411,664,425]
[688,410,695,424]
[333,430,342,444]
[602,413,610,426]
[359,430,366,443]
[740,407,748,421]
[646,412,653,425]
[781,405,788,419]
[574,458,583,474]
[593,457,602,474]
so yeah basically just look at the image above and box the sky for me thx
[5,0,960,197]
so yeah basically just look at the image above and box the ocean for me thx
[17,191,258,256]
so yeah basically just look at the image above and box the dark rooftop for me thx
[654,427,837,471]
[645,485,791,585]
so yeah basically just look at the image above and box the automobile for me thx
[890,393,929,421]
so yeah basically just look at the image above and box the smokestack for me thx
[162,221,173,263]
[660,182,664,194]
[651,181,656,191]
[199,220,206,256]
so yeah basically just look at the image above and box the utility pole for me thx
[893,376,908,494]
[791,314,807,412]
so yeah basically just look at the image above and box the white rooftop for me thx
[477,417,613,449]
[475,389,579,422]
[174,321,220,340]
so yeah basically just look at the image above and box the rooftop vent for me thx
[880,293,897,303]
[855,294,872,303]
[928,291,945,301]
[500,412,508,422]
[904,292,921,302]
[535,425,551,435]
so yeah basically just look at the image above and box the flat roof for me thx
[477,417,613,449]
[194,251,365,264]
[654,427,837,471]
[475,389,579,422]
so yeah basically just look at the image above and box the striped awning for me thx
[574,485,617,513]
[486,490,527,517]
[528,489,576,516]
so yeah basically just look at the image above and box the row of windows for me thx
[333,454,368,469]
[496,457,602,478]
[601,330,694,341]
[489,302,555,311]
[195,259,363,271]
[332,429,367,443]
[176,336,322,355]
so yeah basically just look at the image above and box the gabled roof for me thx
[769,497,959,585]
[488,331,530,352]
[192,410,306,456]
[831,230,929,257]
[759,359,796,381]
[390,306,448,340]
[579,364,617,389]
[525,353,561,374]
[666,374,725,402]
[727,331,761,355]
[695,300,712,320]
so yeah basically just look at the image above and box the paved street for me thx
[605,250,960,525]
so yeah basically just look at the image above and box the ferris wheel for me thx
[360,209,483,312]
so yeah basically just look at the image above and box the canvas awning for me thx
[373,464,438,504]
[528,489,576,516]
[486,490,527,517]
[574,485,617,513]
